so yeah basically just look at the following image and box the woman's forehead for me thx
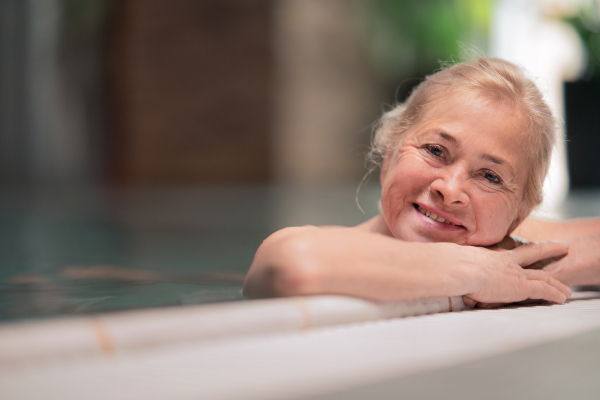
[407,91,528,142]
[426,90,522,121]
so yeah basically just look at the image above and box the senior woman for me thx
[244,57,600,307]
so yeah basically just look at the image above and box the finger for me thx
[540,257,569,276]
[523,269,572,299]
[524,258,555,270]
[542,265,573,287]
[548,276,572,299]
[510,241,569,267]
[520,278,568,304]
[462,295,478,309]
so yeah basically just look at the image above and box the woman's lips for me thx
[414,204,465,228]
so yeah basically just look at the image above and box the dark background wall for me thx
[1,0,599,189]
[109,0,273,184]
[566,81,600,188]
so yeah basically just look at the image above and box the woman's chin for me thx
[392,228,465,244]
[390,217,502,246]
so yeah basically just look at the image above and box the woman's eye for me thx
[426,145,444,157]
[484,171,502,184]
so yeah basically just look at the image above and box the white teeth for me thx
[417,206,456,226]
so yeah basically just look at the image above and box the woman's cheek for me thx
[472,198,515,245]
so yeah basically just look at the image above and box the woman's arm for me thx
[513,217,600,286]
[243,225,571,304]
[513,217,600,242]
[540,235,600,286]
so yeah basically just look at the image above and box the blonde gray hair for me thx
[368,57,557,210]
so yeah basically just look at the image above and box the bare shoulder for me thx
[513,216,600,242]
[264,225,320,243]
[254,216,388,265]
[266,214,386,242]
[245,215,394,299]
[261,223,354,248]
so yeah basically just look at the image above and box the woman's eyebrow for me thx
[438,131,458,145]
[481,153,515,175]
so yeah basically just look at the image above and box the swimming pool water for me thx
[1,184,598,323]
[0,184,383,322]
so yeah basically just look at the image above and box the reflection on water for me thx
[0,184,382,322]
[0,266,247,321]
[0,269,246,321]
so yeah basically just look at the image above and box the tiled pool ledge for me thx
[0,295,467,368]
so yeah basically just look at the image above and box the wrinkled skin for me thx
[380,94,529,247]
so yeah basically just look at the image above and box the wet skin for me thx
[380,94,530,246]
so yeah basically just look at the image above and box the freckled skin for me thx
[380,94,530,246]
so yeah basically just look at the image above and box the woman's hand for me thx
[537,235,600,287]
[491,233,600,287]
[459,241,571,308]
[512,217,600,287]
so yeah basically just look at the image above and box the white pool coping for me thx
[0,294,466,368]
[2,293,600,400]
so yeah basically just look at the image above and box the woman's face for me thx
[380,93,530,246]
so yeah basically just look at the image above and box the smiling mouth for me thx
[415,204,462,227]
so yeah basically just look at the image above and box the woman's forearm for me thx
[243,227,470,301]
[243,226,570,304]
[514,217,600,242]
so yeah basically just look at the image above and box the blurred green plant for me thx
[364,0,492,91]
[563,1,600,82]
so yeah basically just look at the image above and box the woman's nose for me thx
[430,167,470,206]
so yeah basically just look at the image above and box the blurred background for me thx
[1,0,600,321]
